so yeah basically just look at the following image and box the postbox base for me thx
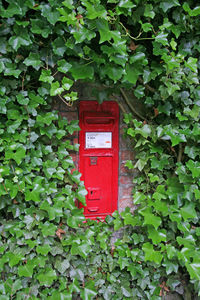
[84,214,109,221]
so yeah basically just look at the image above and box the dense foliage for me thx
[0,0,200,299]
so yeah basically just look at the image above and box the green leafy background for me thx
[0,0,200,299]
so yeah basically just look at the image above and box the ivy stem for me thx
[177,143,183,163]
[138,77,155,93]
[112,96,127,114]
[58,94,72,107]
[120,88,145,120]
[2,182,8,194]
[119,22,155,41]
[21,71,26,91]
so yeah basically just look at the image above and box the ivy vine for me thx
[0,0,200,299]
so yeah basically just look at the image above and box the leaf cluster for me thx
[1,0,200,299]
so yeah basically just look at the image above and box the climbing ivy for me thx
[0,0,200,299]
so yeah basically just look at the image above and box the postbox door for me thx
[79,100,119,219]
[83,156,113,215]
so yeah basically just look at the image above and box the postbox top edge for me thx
[79,100,119,113]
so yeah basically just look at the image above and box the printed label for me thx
[86,132,112,148]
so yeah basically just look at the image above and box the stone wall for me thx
[54,82,135,213]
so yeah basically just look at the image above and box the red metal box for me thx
[79,101,119,220]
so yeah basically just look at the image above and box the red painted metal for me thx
[79,100,119,220]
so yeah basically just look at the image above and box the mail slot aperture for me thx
[79,100,119,220]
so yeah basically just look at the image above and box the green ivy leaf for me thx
[148,226,167,244]
[16,93,29,105]
[39,69,54,83]
[18,262,34,278]
[134,85,145,98]
[55,258,70,274]
[180,203,197,221]
[81,281,97,300]
[41,4,60,25]
[160,0,180,12]
[67,209,85,228]
[142,242,163,264]
[185,57,198,73]
[96,19,112,43]
[36,244,51,255]
[37,268,57,286]
[62,0,73,9]
[24,53,43,70]
[186,263,200,280]
[50,81,64,96]
[140,207,162,229]
[39,221,57,237]
[57,59,72,73]
[155,32,169,46]
[144,4,155,18]
[70,62,94,80]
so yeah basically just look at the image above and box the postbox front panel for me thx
[83,156,112,215]
[79,101,119,220]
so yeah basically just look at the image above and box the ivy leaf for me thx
[5,279,22,296]
[134,192,146,204]
[76,186,87,204]
[148,227,167,244]
[134,85,145,98]
[55,258,70,274]
[36,244,51,255]
[50,81,64,96]
[62,0,73,9]
[39,69,54,83]
[14,146,26,165]
[70,62,94,80]
[160,0,180,12]
[8,35,31,51]
[140,207,162,229]
[124,64,141,84]
[141,22,153,33]
[84,2,106,19]
[103,65,124,82]
[118,0,136,8]
[123,212,137,226]
[24,53,43,70]
[37,268,57,286]
[57,59,72,73]
[96,19,112,43]
[125,160,134,169]
[164,260,179,275]
[180,203,197,221]
[142,242,163,264]
[135,124,151,138]
[16,93,29,105]
[155,32,169,46]
[53,37,67,56]
[62,77,73,90]
[81,281,97,300]
[144,4,155,18]
[39,221,57,237]
[4,63,22,78]
[185,57,198,73]
[41,4,60,25]
[186,263,200,280]
[67,209,85,228]
[18,262,34,277]
[186,160,200,178]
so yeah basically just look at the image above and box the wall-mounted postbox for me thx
[79,101,119,220]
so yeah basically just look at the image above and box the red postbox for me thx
[79,100,119,220]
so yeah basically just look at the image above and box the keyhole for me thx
[91,191,93,195]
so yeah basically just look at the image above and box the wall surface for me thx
[54,82,135,213]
